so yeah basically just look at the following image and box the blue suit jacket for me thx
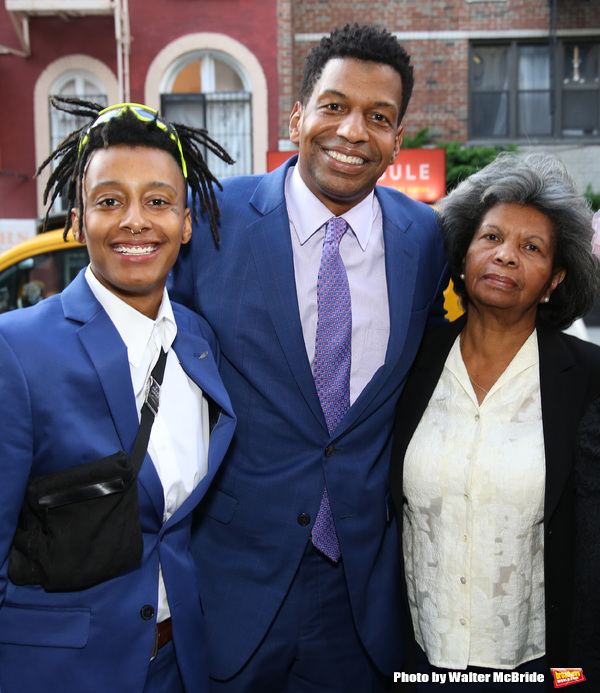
[169,156,448,679]
[0,272,236,693]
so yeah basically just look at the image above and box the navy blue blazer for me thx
[169,156,449,679]
[0,271,236,693]
[390,315,600,682]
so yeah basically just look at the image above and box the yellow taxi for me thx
[0,228,88,312]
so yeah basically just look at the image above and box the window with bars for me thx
[161,92,252,179]
[161,53,252,178]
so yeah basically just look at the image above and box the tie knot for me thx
[325,217,348,246]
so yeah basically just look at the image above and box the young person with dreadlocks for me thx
[169,23,448,693]
[0,97,236,693]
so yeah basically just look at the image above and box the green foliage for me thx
[439,140,517,192]
[402,127,516,193]
[584,184,600,212]
[401,128,431,149]
[404,128,599,208]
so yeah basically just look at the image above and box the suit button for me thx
[297,513,311,526]
[140,605,155,620]
[325,444,335,457]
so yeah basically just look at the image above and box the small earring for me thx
[460,273,465,280]
[543,296,550,303]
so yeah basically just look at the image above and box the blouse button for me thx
[459,618,466,626]
[460,576,466,584]
[474,414,480,422]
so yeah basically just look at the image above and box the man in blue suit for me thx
[0,100,235,692]
[170,24,448,692]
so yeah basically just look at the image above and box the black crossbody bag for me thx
[8,349,167,592]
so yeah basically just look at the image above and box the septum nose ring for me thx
[130,228,142,236]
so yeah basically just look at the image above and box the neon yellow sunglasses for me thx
[78,103,188,179]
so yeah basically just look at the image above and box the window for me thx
[470,40,600,140]
[161,52,252,178]
[0,244,89,312]
[562,42,600,136]
[50,71,107,211]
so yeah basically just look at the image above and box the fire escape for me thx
[2,0,131,101]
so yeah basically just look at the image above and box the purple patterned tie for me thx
[311,217,351,562]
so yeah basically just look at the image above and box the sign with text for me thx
[377,148,446,203]
[0,219,36,254]
[267,148,446,203]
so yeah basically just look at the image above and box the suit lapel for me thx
[338,192,429,433]
[62,274,165,521]
[538,321,580,521]
[162,327,236,528]
[246,165,440,436]
[62,274,237,528]
[62,274,139,453]
[248,161,328,431]
[382,194,424,364]
[173,324,233,412]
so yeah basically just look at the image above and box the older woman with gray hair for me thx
[390,151,600,692]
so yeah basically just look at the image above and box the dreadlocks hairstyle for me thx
[37,96,234,242]
[300,23,415,125]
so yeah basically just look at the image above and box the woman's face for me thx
[463,202,566,320]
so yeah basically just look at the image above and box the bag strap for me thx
[130,348,168,472]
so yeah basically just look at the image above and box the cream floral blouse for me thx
[403,330,546,670]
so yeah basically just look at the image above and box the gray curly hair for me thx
[437,150,600,329]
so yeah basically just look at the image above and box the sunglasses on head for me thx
[78,103,188,178]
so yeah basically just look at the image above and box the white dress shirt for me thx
[85,267,209,622]
[285,165,390,404]
[403,330,546,670]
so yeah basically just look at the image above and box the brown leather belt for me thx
[150,618,173,661]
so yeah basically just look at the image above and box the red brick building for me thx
[278,0,600,191]
[0,0,278,248]
[1,0,599,248]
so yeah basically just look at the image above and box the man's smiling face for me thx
[289,57,404,217]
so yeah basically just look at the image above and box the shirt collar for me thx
[286,163,380,251]
[84,265,177,368]
[447,329,539,404]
